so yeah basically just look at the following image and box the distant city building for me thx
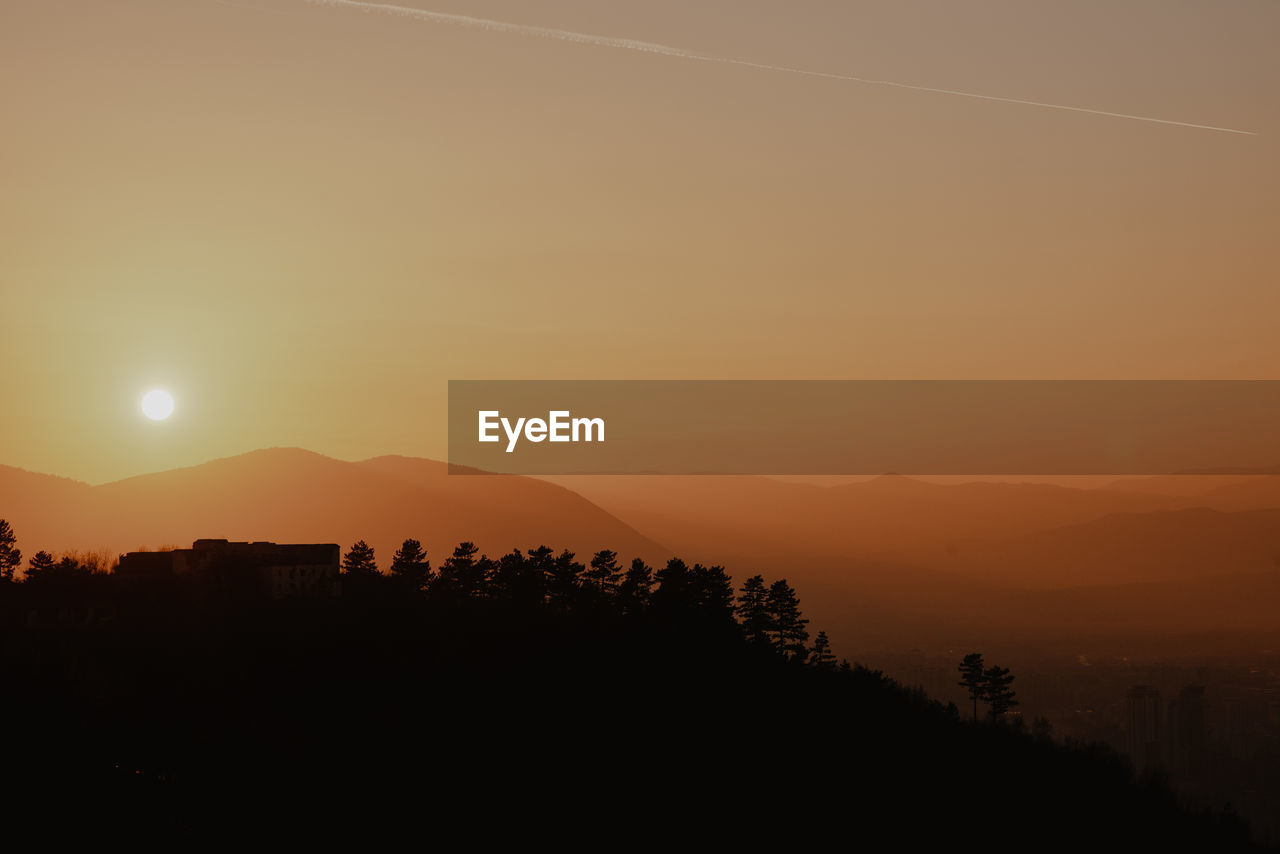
[117,539,339,599]
[1223,691,1271,759]
[1127,684,1163,771]
[1169,685,1209,780]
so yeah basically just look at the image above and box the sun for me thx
[141,389,175,421]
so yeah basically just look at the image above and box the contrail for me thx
[303,0,1254,136]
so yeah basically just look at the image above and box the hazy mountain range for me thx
[5,448,1280,653]
[0,448,665,568]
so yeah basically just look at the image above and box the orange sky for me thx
[3,0,1278,483]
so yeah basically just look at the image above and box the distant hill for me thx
[542,474,1280,649]
[547,473,1197,567]
[953,507,1280,588]
[1195,476,1280,511]
[1100,474,1278,498]
[8,453,1280,650]
[0,448,669,568]
[795,558,1280,655]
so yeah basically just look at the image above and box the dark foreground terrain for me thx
[0,557,1264,847]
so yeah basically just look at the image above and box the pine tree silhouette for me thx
[736,575,771,645]
[24,550,55,582]
[389,538,432,592]
[652,557,692,612]
[586,549,622,597]
[54,556,85,579]
[342,540,378,576]
[808,631,837,670]
[434,541,485,597]
[523,546,556,604]
[765,579,808,660]
[984,665,1018,720]
[958,653,986,721]
[691,564,735,621]
[0,519,21,582]
[474,554,497,599]
[616,558,652,614]
[546,549,584,609]
[493,549,544,605]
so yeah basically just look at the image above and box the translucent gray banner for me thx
[447,380,1280,475]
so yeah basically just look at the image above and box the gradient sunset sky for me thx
[3,0,1277,483]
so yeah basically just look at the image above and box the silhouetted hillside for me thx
[0,559,1261,846]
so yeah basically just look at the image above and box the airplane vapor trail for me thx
[304,0,1254,136]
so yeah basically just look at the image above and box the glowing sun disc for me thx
[141,389,175,421]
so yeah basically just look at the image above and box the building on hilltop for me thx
[117,538,339,599]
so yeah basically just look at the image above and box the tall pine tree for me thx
[765,579,809,660]
[736,575,771,645]
[616,558,653,614]
[652,558,693,613]
[342,540,378,576]
[434,541,485,597]
[984,665,1018,720]
[389,538,431,592]
[691,564,735,621]
[586,549,622,597]
[546,549,584,609]
[957,653,987,721]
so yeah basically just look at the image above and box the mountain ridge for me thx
[0,447,670,568]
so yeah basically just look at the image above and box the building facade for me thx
[117,538,340,599]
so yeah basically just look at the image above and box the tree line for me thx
[0,519,834,667]
[2,518,1014,712]
[1,519,117,583]
[344,536,837,667]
